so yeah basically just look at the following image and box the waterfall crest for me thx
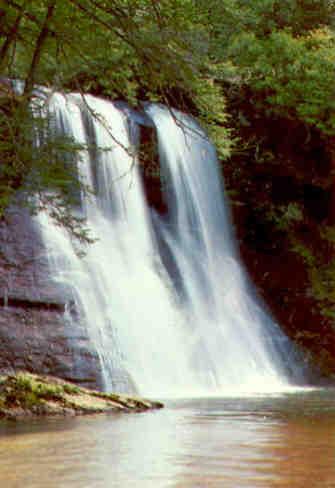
[37,94,300,397]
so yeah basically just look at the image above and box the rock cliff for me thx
[0,207,104,389]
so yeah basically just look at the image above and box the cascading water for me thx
[37,93,300,397]
[145,105,299,392]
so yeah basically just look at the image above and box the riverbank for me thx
[0,372,163,420]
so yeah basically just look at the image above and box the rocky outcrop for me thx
[0,109,166,391]
[0,207,104,388]
[0,372,163,420]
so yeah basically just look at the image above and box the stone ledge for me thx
[0,372,163,420]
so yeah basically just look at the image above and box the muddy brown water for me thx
[0,389,334,487]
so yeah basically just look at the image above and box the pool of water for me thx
[1,388,335,487]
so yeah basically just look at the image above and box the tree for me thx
[0,0,230,238]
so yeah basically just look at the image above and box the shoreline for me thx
[0,372,163,420]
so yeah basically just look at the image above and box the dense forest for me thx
[1,0,335,377]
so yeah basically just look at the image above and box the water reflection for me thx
[268,416,335,487]
[1,390,335,487]
[171,392,335,487]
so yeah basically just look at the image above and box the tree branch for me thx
[23,0,57,99]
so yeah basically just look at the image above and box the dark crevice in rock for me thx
[0,296,65,312]
[138,124,167,215]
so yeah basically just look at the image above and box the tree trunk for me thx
[23,0,57,99]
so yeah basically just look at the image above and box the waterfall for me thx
[37,93,300,397]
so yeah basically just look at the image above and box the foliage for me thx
[198,0,335,135]
[310,261,335,318]
[0,372,162,417]
[267,202,304,230]
[290,239,316,267]
[204,0,335,328]
[290,234,335,319]
[1,0,335,238]
[15,373,64,399]
[228,28,335,134]
[0,95,93,239]
[1,373,65,409]
[0,0,231,238]
[0,0,228,125]
[321,226,335,244]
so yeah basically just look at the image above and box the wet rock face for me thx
[0,208,104,389]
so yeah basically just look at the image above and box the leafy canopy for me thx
[0,0,229,237]
[197,0,335,135]
[1,0,335,238]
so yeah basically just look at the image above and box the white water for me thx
[37,94,300,397]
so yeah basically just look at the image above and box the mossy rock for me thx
[0,372,163,420]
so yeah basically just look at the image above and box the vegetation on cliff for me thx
[0,372,163,420]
